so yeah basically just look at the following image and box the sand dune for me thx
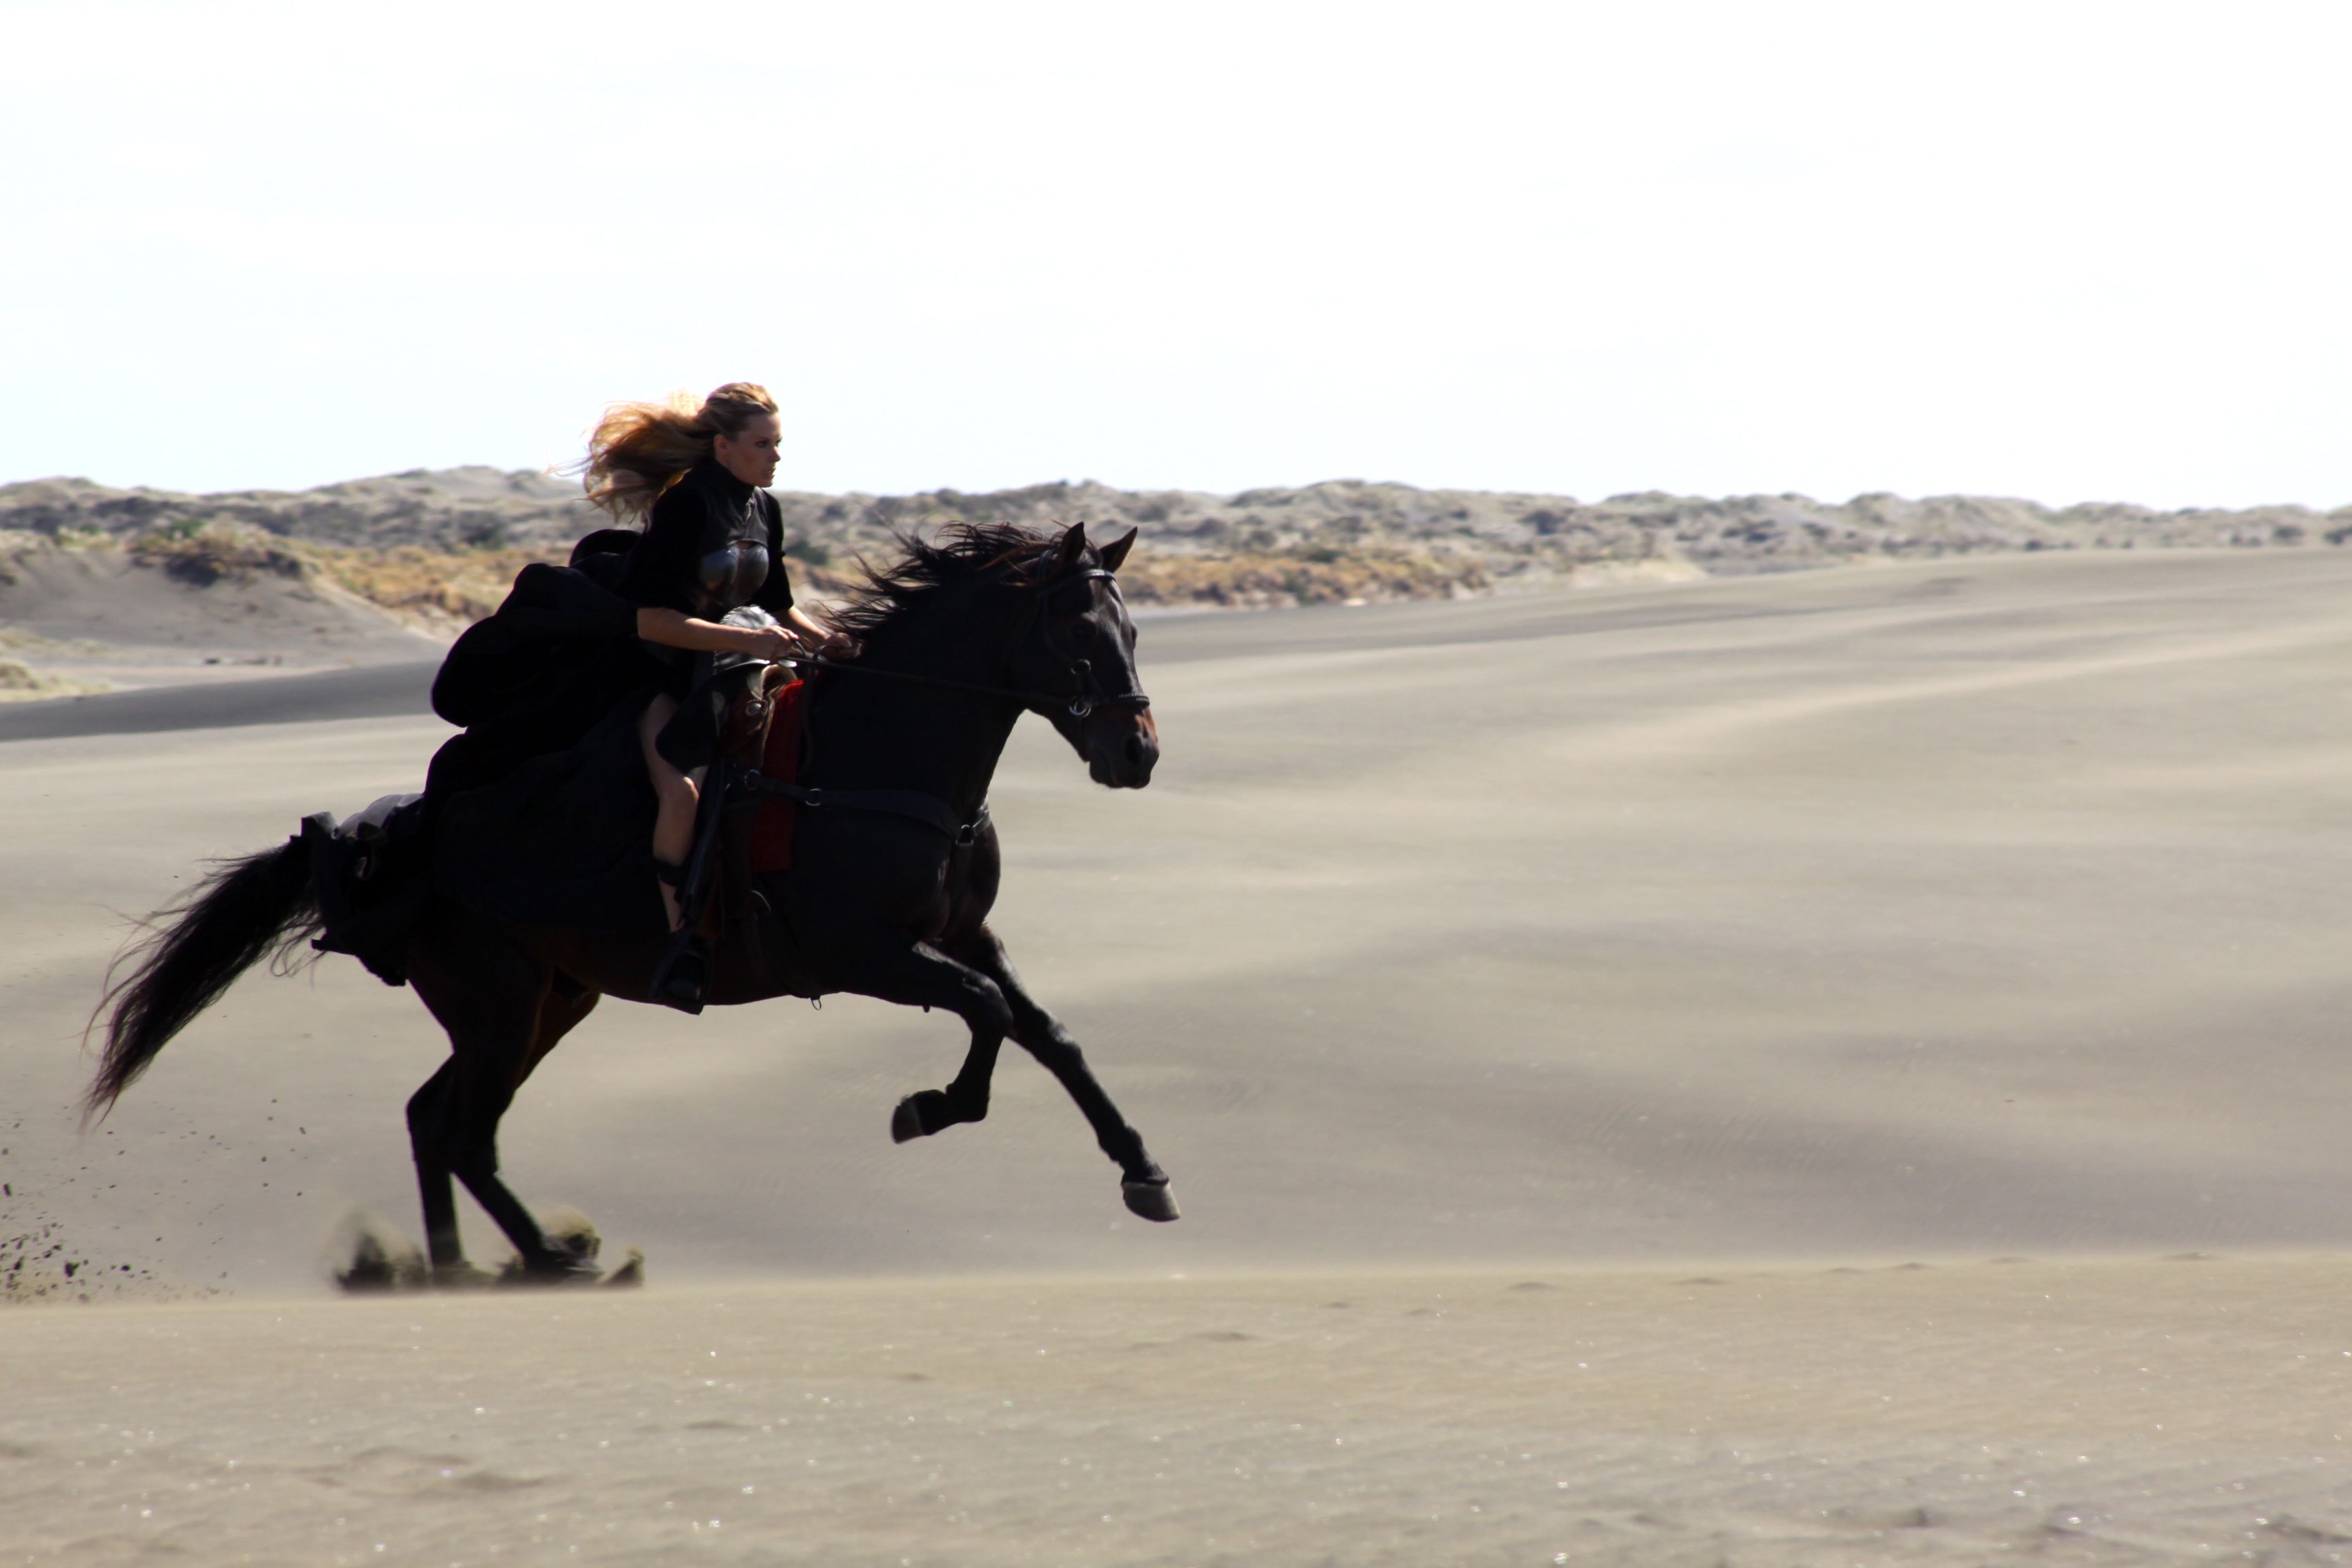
[3,546,2350,1563]
[0,538,442,697]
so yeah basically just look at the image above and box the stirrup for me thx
[649,932,710,1015]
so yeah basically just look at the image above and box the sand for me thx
[4,546,2351,1563]
[10,1259,2352,1564]
[0,543,444,696]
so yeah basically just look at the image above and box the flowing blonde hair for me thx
[582,382,779,520]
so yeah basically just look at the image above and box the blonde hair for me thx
[582,382,779,520]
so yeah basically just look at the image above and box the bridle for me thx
[1024,564,1152,719]
[730,555,1146,849]
[781,559,1152,721]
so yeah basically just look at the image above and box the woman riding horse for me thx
[425,382,851,1009]
[87,517,1175,1283]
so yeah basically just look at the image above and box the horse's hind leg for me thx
[939,925,1177,1222]
[404,1059,467,1275]
[407,911,602,1281]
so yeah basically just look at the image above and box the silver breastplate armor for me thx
[693,539,770,615]
[677,469,774,615]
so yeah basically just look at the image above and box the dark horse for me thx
[84,522,1175,1281]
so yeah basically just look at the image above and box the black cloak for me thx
[420,458,798,932]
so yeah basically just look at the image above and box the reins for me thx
[777,564,1151,720]
[779,652,1137,719]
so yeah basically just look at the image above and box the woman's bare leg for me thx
[638,694,700,931]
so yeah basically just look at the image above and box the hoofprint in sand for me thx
[6,1258,2352,1566]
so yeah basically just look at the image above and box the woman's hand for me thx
[742,624,800,662]
[633,608,804,662]
[783,607,858,662]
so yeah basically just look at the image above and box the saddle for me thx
[706,664,802,930]
[675,662,805,936]
[647,662,808,1011]
[738,666,809,873]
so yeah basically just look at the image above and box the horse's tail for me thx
[84,823,325,1122]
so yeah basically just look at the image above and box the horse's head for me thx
[1013,523,1159,789]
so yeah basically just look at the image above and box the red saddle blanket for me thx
[747,676,807,872]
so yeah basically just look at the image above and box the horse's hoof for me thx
[538,1207,602,1262]
[603,1247,646,1288]
[333,1222,428,1292]
[430,1262,498,1290]
[892,1090,956,1143]
[1123,1178,1181,1222]
[500,1254,606,1287]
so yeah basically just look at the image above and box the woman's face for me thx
[714,413,783,487]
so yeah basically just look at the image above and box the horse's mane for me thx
[828,521,1067,640]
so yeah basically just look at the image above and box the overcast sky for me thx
[2,0,2345,507]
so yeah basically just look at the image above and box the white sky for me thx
[1,0,2345,507]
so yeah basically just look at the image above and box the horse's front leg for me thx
[830,930,1014,1143]
[893,1031,1003,1144]
[941,924,1179,1222]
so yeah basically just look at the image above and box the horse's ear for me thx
[1098,527,1137,574]
[1055,522,1090,571]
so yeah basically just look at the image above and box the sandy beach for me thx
[5,546,2351,1563]
[10,1258,2352,1565]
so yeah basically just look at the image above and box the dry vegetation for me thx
[185,529,1502,630]
[303,544,572,632]
[298,543,870,632]
[0,659,110,701]
[297,539,1503,625]
[3,467,2347,636]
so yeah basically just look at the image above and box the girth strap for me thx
[734,770,988,847]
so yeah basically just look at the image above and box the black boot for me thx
[649,930,710,1014]
[649,859,708,1014]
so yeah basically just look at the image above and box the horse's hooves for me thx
[891,1097,926,1143]
[499,1254,606,1287]
[430,1262,498,1290]
[336,1237,427,1292]
[537,1207,602,1263]
[1123,1179,1181,1222]
[329,1211,429,1292]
